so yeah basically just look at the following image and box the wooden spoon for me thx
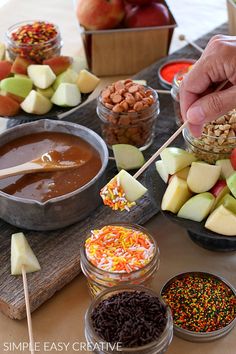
[0,148,91,180]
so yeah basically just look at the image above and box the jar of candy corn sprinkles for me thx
[80,224,160,297]
[6,20,62,63]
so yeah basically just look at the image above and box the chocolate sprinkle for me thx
[91,291,167,347]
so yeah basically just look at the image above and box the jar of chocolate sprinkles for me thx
[80,224,160,297]
[85,285,173,354]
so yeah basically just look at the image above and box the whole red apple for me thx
[126,0,153,4]
[76,0,125,30]
[125,3,170,28]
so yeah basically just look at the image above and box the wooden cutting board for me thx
[0,23,225,320]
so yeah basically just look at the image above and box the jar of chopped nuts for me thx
[183,110,236,163]
[97,80,160,150]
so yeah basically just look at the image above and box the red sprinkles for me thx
[10,21,60,62]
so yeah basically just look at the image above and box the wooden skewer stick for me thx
[134,120,188,179]
[179,34,204,54]
[156,89,171,95]
[22,265,35,354]
[134,79,229,180]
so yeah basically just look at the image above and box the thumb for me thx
[186,86,236,133]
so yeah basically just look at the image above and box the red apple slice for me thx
[43,56,72,75]
[230,148,236,170]
[0,60,12,80]
[11,56,34,75]
[0,95,20,116]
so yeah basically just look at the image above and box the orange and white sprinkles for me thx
[85,225,155,273]
[100,175,135,212]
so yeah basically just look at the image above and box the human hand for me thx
[179,35,236,136]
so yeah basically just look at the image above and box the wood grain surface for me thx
[0,24,227,320]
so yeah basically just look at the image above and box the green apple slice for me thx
[227,172,236,198]
[0,77,33,98]
[37,86,54,99]
[53,68,78,90]
[117,169,147,202]
[216,159,234,179]
[216,193,236,214]
[205,205,236,236]
[155,160,169,183]
[77,69,100,93]
[11,232,41,275]
[28,64,56,89]
[51,83,81,107]
[161,175,192,213]
[160,147,196,175]
[21,90,52,115]
[113,144,145,171]
[178,192,215,222]
[187,162,221,193]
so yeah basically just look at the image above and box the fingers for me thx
[186,85,236,136]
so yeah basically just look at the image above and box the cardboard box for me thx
[79,1,177,76]
[227,0,236,35]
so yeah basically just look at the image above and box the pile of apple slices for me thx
[156,147,236,236]
[0,51,100,116]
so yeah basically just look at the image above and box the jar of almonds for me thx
[183,110,236,163]
[97,80,160,150]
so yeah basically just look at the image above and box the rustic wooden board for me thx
[0,24,227,320]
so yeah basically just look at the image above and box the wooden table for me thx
[0,1,235,353]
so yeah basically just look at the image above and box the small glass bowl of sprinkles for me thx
[5,20,62,63]
[161,271,236,342]
[85,285,173,354]
[80,224,160,297]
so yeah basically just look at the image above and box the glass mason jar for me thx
[171,67,190,126]
[5,21,62,63]
[97,87,160,151]
[85,285,173,354]
[80,224,160,297]
[183,127,236,164]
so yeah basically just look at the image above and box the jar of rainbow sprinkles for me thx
[80,224,160,297]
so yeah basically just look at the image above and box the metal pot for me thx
[0,119,109,231]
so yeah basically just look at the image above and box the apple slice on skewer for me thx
[100,169,147,211]
[11,232,40,354]
[11,232,41,275]
[112,144,145,171]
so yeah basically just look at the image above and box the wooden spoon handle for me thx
[0,162,77,179]
[0,162,43,179]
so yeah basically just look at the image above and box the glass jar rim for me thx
[5,20,61,47]
[80,223,159,278]
[85,284,173,353]
[98,85,159,116]
[183,127,236,144]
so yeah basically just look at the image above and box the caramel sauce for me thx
[0,132,102,202]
